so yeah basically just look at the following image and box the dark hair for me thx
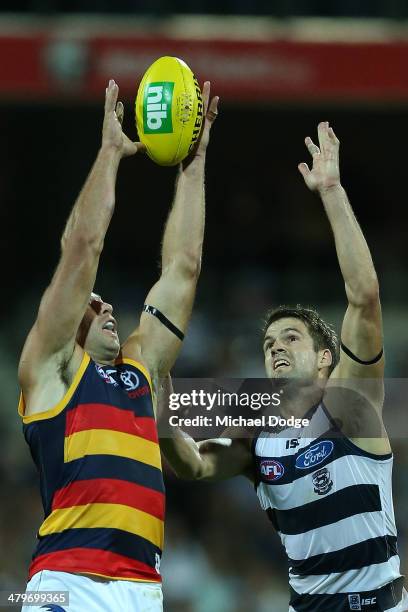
[262,304,339,375]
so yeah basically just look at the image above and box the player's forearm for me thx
[320,185,379,305]
[160,427,206,480]
[161,157,206,277]
[61,145,121,253]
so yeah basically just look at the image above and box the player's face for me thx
[76,292,120,360]
[263,317,326,380]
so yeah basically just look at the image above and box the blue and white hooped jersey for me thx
[253,403,405,611]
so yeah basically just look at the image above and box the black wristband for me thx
[341,342,383,365]
[143,304,185,341]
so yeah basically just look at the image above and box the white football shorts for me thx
[21,569,163,612]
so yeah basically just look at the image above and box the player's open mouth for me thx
[274,359,290,370]
[102,319,117,336]
[103,329,117,337]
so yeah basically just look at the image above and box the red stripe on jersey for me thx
[65,403,158,442]
[52,478,165,520]
[28,548,161,582]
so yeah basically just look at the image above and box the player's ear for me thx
[318,348,332,371]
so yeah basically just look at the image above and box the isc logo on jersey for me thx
[348,594,377,610]
[143,82,174,134]
[260,459,284,482]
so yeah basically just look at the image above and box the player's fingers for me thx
[317,121,330,151]
[202,81,210,116]
[298,162,311,178]
[328,126,340,146]
[206,96,219,124]
[105,79,118,113]
[305,137,320,158]
[116,101,124,125]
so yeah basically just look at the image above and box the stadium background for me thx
[1,2,408,610]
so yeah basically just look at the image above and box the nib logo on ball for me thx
[135,56,204,166]
[143,82,174,133]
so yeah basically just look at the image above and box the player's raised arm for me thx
[19,81,144,386]
[121,82,219,383]
[158,377,253,481]
[298,122,383,402]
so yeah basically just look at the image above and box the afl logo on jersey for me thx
[95,364,118,386]
[260,459,285,482]
[296,440,334,470]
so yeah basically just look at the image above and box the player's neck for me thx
[88,350,116,367]
[279,381,324,419]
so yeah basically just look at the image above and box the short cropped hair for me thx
[262,304,339,375]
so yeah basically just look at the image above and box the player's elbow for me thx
[172,463,204,481]
[346,275,379,307]
[193,463,213,481]
[66,232,105,257]
[172,456,209,481]
[168,252,202,280]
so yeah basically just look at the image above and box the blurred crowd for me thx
[1,96,408,609]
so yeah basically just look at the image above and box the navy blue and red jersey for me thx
[18,352,164,583]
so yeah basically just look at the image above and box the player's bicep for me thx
[336,298,384,380]
[21,241,99,374]
[328,299,384,422]
[144,267,197,333]
[123,270,197,376]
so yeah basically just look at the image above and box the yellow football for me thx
[135,56,204,166]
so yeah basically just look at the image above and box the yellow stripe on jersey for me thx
[64,429,162,470]
[39,503,164,549]
[18,352,91,424]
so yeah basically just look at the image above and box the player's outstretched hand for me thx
[102,79,146,158]
[298,121,341,195]
[185,81,219,165]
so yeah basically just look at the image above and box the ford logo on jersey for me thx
[295,440,334,470]
[260,459,285,481]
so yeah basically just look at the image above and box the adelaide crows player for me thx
[161,123,407,611]
[17,79,218,611]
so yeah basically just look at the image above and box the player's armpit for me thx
[19,239,100,386]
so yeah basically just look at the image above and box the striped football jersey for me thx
[18,352,164,583]
[253,403,404,611]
